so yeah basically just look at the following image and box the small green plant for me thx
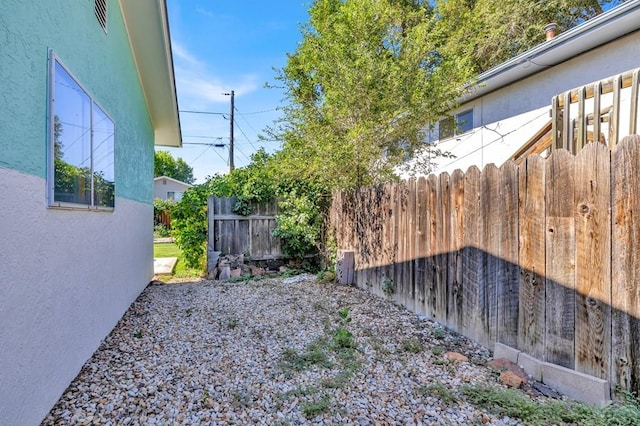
[317,269,336,283]
[432,345,445,356]
[401,337,424,353]
[201,390,211,405]
[301,395,331,418]
[153,223,172,238]
[338,307,352,323]
[382,277,394,296]
[415,383,457,404]
[133,330,143,338]
[332,328,355,349]
[432,327,447,339]
[185,308,192,317]
[227,318,239,329]
[281,344,332,372]
[280,268,305,278]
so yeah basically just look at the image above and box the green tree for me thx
[436,0,623,74]
[270,0,473,189]
[154,150,195,184]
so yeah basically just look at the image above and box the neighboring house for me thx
[407,1,640,176]
[154,175,193,202]
[0,1,181,424]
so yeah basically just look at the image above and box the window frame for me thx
[47,50,115,211]
[437,108,474,141]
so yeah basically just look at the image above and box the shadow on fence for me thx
[329,140,640,396]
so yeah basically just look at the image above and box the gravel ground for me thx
[43,275,525,425]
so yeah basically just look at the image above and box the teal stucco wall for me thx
[0,0,154,203]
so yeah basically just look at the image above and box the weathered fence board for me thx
[611,139,640,393]
[574,143,611,380]
[329,141,640,396]
[544,150,576,368]
[415,177,428,316]
[462,167,483,344]
[497,161,519,347]
[518,155,546,360]
[448,170,465,332]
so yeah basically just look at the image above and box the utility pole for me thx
[228,90,235,172]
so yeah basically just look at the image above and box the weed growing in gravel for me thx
[301,395,331,418]
[431,345,445,356]
[415,383,457,404]
[228,274,258,283]
[133,330,143,338]
[460,385,614,425]
[280,343,332,372]
[185,308,192,317]
[317,270,336,283]
[401,337,424,353]
[432,327,447,339]
[227,318,239,329]
[382,277,394,296]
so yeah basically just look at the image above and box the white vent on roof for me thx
[95,0,107,32]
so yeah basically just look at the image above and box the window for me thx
[438,108,474,140]
[48,51,115,209]
[167,191,175,200]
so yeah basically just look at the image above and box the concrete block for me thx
[494,342,520,364]
[541,363,610,407]
[153,257,177,275]
[518,352,543,382]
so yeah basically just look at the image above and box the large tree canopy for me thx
[436,0,624,74]
[272,0,471,188]
[154,151,195,184]
[271,0,621,190]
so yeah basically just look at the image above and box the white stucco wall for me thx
[0,167,153,425]
[406,30,640,177]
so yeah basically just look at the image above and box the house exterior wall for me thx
[0,1,155,424]
[416,29,640,176]
[154,178,191,201]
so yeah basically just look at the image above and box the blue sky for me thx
[162,1,311,183]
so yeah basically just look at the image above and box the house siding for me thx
[0,1,158,424]
[416,29,640,176]
[154,177,192,200]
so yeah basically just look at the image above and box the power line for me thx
[179,110,227,116]
[235,107,279,115]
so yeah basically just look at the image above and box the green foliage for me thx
[332,328,355,349]
[415,383,457,404]
[270,0,472,187]
[154,150,195,184]
[301,395,331,418]
[272,191,324,258]
[435,0,621,74]
[281,344,333,372]
[401,337,424,354]
[153,224,171,238]
[382,277,394,296]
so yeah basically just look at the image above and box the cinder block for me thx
[517,352,543,382]
[494,342,520,364]
[541,363,610,407]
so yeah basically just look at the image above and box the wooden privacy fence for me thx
[330,140,640,395]
[207,196,281,259]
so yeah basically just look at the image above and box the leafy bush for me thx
[272,191,323,258]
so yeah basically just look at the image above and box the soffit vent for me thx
[95,0,107,32]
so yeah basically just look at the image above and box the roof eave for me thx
[119,0,182,147]
[460,1,640,104]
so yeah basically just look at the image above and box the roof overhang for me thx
[461,1,640,104]
[119,0,182,147]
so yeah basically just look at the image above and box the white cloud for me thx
[171,43,259,107]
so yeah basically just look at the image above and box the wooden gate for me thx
[207,196,282,260]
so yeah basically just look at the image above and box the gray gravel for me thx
[43,274,523,425]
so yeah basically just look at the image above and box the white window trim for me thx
[47,50,115,211]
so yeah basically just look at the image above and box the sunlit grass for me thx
[154,243,204,280]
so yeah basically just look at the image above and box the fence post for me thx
[336,250,354,285]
